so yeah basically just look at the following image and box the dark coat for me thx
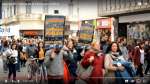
[132,46,141,66]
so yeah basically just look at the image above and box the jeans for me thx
[3,59,8,72]
[136,64,144,77]
[8,63,16,80]
[145,60,150,74]
[16,59,20,71]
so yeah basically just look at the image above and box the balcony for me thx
[0,16,18,25]
[0,13,43,25]
[17,13,42,21]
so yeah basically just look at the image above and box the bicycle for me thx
[26,56,38,82]
[26,56,47,83]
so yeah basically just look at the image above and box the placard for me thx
[44,15,65,49]
[78,20,94,44]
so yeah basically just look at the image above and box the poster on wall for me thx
[44,15,65,49]
[78,20,94,44]
[127,23,150,41]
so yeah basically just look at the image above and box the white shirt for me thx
[3,49,18,64]
[140,49,144,64]
[10,49,18,64]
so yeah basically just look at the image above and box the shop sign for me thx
[44,15,65,48]
[23,31,38,36]
[97,18,111,28]
[78,20,94,44]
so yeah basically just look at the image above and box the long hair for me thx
[11,43,17,50]
[37,41,45,58]
[105,42,122,55]
[3,41,9,47]
[37,41,44,51]
[67,38,75,49]
[139,41,145,49]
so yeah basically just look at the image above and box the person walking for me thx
[144,40,150,75]
[104,42,125,84]
[132,41,145,77]
[2,41,10,73]
[44,44,69,84]
[81,41,105,84]
[6,44,18,80]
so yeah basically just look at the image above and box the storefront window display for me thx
[127,22,150,41]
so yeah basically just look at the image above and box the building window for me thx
[7,6,9,17]
[43,0,48,13]
[10,5,12,16]
[14,4,16,15]
[136,0,142,6]
[13,0,16,15]
[26,0,32,14]
[0,1,1,19]
[116,0,120,10]
[130,0,136,7]
[143,0,148,5]
[54,10,59,14]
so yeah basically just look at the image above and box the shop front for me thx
[119,13,150,42]
[96,17,114,42]
[20,30,43,39]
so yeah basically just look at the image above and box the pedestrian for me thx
[44,44,70,84]
[81,41,105,84]
[36,41,45,65]
[100,35,109,54]
[144,40,150,75]
[119,37,129,61]
[63,39,79,84]
[6,43,18,80]
[104,42,125,84]
[26,39,37,58]
[2,40,10,73]
[132,41,145,77]
[19,39,28,67]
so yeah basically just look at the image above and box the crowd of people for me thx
[0,36,150,84]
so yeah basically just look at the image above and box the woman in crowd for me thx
[63,39,79,84]
[132,41,145,77]
[119,37,129,61]
[36,41,45,65]
[2,41,10,73]
[81,41,105,84]
[104,42,125,84]
[19,39,28,67]
[144,40,150,75]
[7,44,18,80]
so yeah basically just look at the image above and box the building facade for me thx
[98,0,150,41]
[0,0,98,39]
[0,0,1,19]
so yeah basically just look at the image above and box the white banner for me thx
[0,27,19,36]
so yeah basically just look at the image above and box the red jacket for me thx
[132,46,141,66]
[81,50,105,84]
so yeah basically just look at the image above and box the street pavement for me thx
[0,57,149,84]
[0,57,48,84]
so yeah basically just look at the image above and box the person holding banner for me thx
[63,38,80,84]
[44,44,71,84]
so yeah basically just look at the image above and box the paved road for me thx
[0,57,149,84]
